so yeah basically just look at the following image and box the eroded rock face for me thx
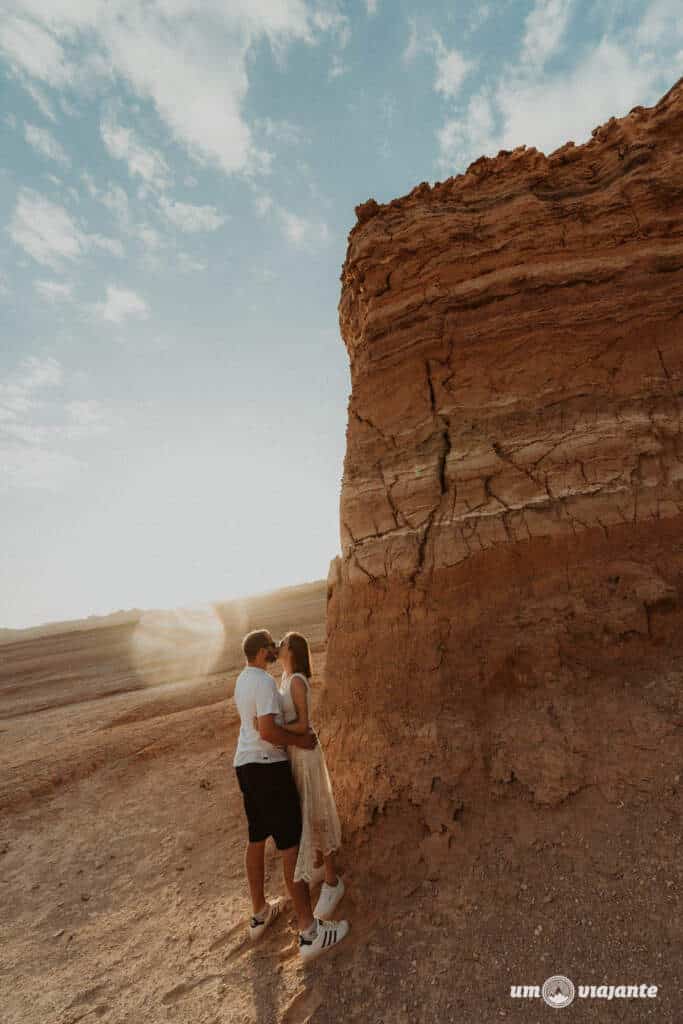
[321,79,683,865]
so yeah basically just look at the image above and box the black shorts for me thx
[235,761,302,850]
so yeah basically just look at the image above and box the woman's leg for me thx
[311,849,344,919]
[281,844,314,933]
[322,851,338,886]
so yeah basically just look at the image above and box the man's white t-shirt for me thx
[233,666,289,767]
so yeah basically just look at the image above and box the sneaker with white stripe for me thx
[299,918,349,961]
[248,898,283,941]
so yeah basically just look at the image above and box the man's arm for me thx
[258,714,317,750]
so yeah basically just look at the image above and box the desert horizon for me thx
[0,575,332,647]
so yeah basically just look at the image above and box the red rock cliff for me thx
[322,78,683,871]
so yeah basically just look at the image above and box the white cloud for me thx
[91,234,125,258]
[101,112,171,190]
[19,78,57,121]
[437,91,497,171]
[255,117,308,145]
[15,355,62,390]
[278,208,330,248]
[59,96,79,118]
[83,175,131,229]
[637,0,683,45]
[497,38,675,156]
[4,112,18,130]
[329,54,350,79]
[1,3,348,179]
[312,8,351,48]
[435,4,683,174]
[254,193,274,217]
[34,279,74,302]
[100,183,130,225]
[5,1,103,34]
[9,190,84,269]
[94,284,149,323]
[251,191,328,247]
[103,28,260,177]
[520,0,574,68]
[403,19,422,63]
[0,355,63,419]
[158,196,226,233]
[81,173,167,255]
[1,407,105,446]
[366,0,379,14]
[0,354,108,490]
[136,224,164,251]
[24,121,71,166]
[404,22,474,100]
[467,3,492,35]
[177,252,207,273]
[434,43,475,99]
[81,171,98,198]
[0,272,9,297]
[9,189,125,269]
[0,15,74,87]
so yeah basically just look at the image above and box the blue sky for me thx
[1,0,681,628]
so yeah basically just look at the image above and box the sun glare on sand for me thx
[128,603,232,685]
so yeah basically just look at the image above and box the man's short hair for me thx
[242,629,273,661]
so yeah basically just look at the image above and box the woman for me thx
[278,631,344,920]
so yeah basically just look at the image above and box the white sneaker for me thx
[313,877,345,920]
[248,898,283,942]
[299,918,349,961]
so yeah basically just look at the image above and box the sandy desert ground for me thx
[1,580,681,1023]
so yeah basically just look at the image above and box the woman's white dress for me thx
[279,671,342,883]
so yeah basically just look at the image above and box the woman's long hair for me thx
[284,631,312,678]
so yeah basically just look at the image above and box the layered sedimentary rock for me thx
[322,79,683,864]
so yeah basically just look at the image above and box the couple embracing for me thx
[232,629,349,961]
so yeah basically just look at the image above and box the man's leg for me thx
[281,844,314,933]
[245,839,267,915]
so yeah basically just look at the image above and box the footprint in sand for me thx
[281,987,323,1024]
[208,919,246,952]
[65,983,108,1009]
[161,973,222,1004]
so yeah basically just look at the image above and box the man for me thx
[233,628,349,960]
